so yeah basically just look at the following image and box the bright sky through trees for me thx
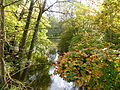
[48,0,104,10]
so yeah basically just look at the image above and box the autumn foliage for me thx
[56,48,120,89]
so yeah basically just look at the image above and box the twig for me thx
[1,72,27,90]
[48,10,66,14]
[43,0,58,12]
[1,62,51,89]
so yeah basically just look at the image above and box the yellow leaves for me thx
[75,80,83,87]
[56,48,120,89]
[64,69,68,73]
[73,67,77,71]
[87,87,91,90]
[73,76,78,79]
[93,62,97,66]
[57,49,100,85]
[93,70,102,78]
[114,59,120,63]
[113,59,120,72]
[86,57,90,61]
[86,75,91,81]
[116,67,120,72]
[68,60,71,64]
[114,59,120,72]
[97,0,120,33]
[87,69,92,74]
[99,63,107,67]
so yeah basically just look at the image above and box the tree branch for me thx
[4,0,22,7]
[43,0,58,12]
[48,10,66,14]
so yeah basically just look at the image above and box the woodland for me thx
[0,0,120,90]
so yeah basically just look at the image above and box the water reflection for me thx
[49,53,78,90]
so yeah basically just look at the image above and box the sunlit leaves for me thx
[57,48,99,86]
[56,48,120,89]
[56,0,120,89]
[99,1,120,31]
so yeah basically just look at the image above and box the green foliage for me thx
[5,0,22,6]
[58,3,98,53]
[97,0,120,32]
[58,27,76,53]
[1,0,120,89]
[96,0,120,49]
[69,28,104,51]
[104,30,120,49]
[27,56,51,90]
[56,0,120,89]
[9,85,20,90]
[57,48,120,89]
[47,16,61,37]
[99,61,120,89]
[2,2,52,90]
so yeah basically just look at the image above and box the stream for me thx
[48,53,78,90]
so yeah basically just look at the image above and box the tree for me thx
[96,0,120,49]
[18,0,35,65]
[0,0,56,89]
[20,0,47,81]
[0,0,6,86]
[56,1,120,89]
[58,3,99,53]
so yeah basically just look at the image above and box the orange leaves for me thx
[114,59,120,72]
[93,70,102,78]
[56,48,101,86]
[114,59,120,63]
[86,75,91,81]
[116,67,120,72]
[76,80,83,87]
[86,69,92,74]
[56,48,120,88]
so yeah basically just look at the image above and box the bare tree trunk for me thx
[0,0,6,85]
[20,0,47,81]
[18,0,34,61]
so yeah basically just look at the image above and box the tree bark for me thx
[18,0,34,61]
[20,0,47,81]
[11,0,34,80]
[0,0,6,85]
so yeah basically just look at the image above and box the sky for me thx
[23,0,104,20]
[47,0,104,9]
[46,0,104,20]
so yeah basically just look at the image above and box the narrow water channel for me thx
[48,53,78,90]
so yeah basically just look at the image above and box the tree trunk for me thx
[20,0,47,81]
[12,0,34,80]
[18,0,34,61]
[0,0,6,85]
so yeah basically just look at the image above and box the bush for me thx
[56,48,120,89]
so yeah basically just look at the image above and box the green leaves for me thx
[57,47,120,89]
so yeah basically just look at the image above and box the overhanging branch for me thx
[4,0,22,7]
